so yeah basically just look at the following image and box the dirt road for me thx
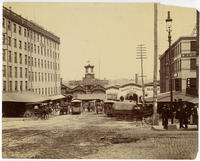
[2,112,198,159]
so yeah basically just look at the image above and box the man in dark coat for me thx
[162,104,170,129]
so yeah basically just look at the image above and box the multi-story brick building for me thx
[160,36,197,96]
[2,6,61,96]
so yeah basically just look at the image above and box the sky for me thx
[3,2,197,82]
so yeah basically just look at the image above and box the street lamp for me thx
[166,11,173,121]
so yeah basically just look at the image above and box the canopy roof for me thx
[48,94,65,101]
[2,91,50,103]
[145,91,199,104]
[76,93,106,101]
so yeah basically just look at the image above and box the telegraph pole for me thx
[153,3,159,125]
[136,44,147,107]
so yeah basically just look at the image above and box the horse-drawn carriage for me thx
[104,101,153,120]
[59,102,70,115]
[23,102,53,120]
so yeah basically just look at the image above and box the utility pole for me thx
[153,3,159,125]
[136,44,147,107]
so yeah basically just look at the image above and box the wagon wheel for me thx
[23,111,33,119]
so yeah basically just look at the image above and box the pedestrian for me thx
[182,103,189,129]
[162,104,170,129]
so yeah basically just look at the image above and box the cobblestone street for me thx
[2,112,198,159]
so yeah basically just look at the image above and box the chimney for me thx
[135,74,138,84]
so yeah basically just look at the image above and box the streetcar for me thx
[70,100,82,115]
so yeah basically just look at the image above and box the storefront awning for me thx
[145,91,199,104]
[2,91,50,103]
[48,94,65,101]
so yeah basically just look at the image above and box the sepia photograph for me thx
[1,1,199,159]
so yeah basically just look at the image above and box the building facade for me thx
[160,36,197,96]
[105,81,160,102]
[2,7,61,96]
[61,62,109,98]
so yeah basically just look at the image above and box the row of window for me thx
[3,50,60,70]
[3,80,60,95]
[3,17,59,50]
[171,41,196,58]
[3,65,60,82]
[3,35,59,59]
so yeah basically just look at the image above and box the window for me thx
[42,88,44,95]
[41,73,44,82]
[8,51,12,62]
[45,60,46,68]
[19,40,22,49]
[25,55,27,65]
[25,81,28,90]
[25,68,28,78]
[45,88,47,95]
[31,43,33,52]
[48,61,49,69]
[31,57,33,66]
[38,72,40,81]
[19,26,21,35]
[28,56,30,65]
[8,20,11,30]
[9,81,12,91]
[9,66,12,77]
[28,43,30,51]
[19,53,22,64]
[20,67,23,78]
[41,46,43,55]
[28,72,31,81]
[187,78,196,88]
[45,73,47,82]
[8,36,11,46]
[3,18,5,28]
[34,44,36,53]
[14,52,17,63]
[15,67,17,78]
[32,72,34,82]
[41,60,43,68]
[191,41,196,51]
[35,72,37,81]
[24,42,27,50]
[3,49,6,61]
[24,28,27,37]
[3,65,6,77]
[38,46,40,54]
[190,58,196,70]
[44,47,46,56]
[15,81,18,91]
[3,81,6,91]
[38,59,40,67]
[20,81,23,91]
[39,88,41,94]
[13,23,16,33]
[14,38,17,47]
[35,58,37,67]
[3,34,6,44]
[175,78,182,91]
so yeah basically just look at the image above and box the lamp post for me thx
[166,11,173,117]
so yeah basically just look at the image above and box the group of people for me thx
[161,102,198,130]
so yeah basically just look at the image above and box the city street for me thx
[2,112,198,159]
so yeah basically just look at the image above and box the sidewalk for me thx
[151,121,198,131]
